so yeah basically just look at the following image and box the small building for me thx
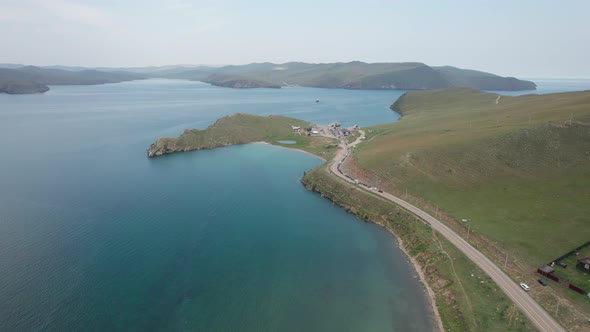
[312,130,319,134]
[539,265,555,274]
[291,126,301,132]
[577,257,590,271]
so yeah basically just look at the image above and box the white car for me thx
[520,283,530,291]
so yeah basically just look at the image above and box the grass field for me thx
[346,88,590,328]
[272,135,339,160]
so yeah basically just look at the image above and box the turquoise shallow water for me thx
[0,80,427,331]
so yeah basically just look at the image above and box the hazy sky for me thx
[1,0,589,78]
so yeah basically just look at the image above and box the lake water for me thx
[0,80,424,331]
[492,78,590,95]
[1,78,588,331]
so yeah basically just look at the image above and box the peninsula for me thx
[147,113,336,157]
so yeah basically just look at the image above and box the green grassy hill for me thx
[347,88,590,327]
[147,113,337,158]
[354,89,590,267]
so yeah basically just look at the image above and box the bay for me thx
[0,80,423,331]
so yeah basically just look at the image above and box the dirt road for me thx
[328,135,564,332]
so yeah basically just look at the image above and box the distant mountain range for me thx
[0,62,536,94]
[0,66,145,94]
[191,62,536,91]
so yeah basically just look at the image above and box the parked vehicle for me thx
[538,279,547,286]
[557,262,567,268]
[520,283,530,291]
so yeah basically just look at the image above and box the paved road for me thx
[328,136,564,332]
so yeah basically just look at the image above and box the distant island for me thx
[0,66,145,94]
[202,74,281,89]
[0,79,49,94]
[0,61,536,94]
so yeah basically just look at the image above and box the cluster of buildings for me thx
[291,125,319,135]
[291,122,361,138]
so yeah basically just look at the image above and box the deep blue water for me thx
[0,80,424,331]
[492,78,590,96]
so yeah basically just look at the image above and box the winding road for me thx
[328,131,564,332]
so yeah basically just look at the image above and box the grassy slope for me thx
[357,88,590,264]
[350,88,590,328]
[148,113,339,159]
[302,167,534,332]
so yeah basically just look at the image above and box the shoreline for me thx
[309,184,444,331]
[389,226,444,332]
[327,134,443,329]
[259,140,442,330]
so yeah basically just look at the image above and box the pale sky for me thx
[1,0,589,78]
